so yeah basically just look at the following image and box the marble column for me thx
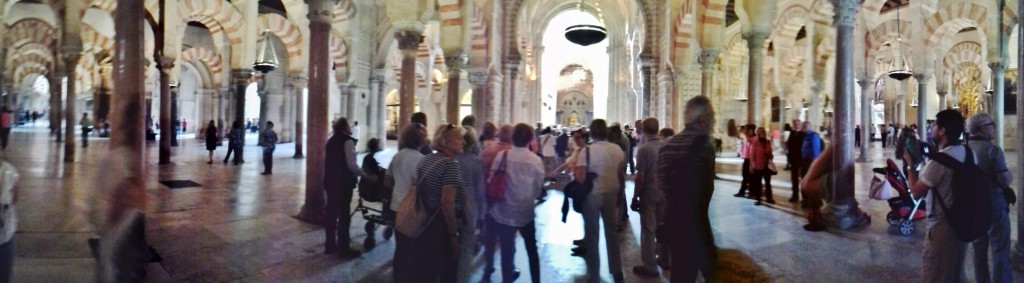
[745,31,769,126]
[50,75,62,141]
[990,61,1005,147]
[97,0,148,280]
[297,0,332,223]
[62,47,81,162]
[1014,0,1024,268]
[469,71,488,128]
[856,77,872,160]
[826,0,868,230]
[170,86,179,147]
[232,70,252,129]
[292,75,306,158]
[639,55,653,117]
[396,30,422,133]
[914,72,931,139]
[504,59,520,124]
[258,72,270,145]
[157,56,174,164]
[698,49,720,97]
[857,77,870,162]
[445,53,466,125]
[936,90,947,110]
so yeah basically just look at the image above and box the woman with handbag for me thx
[393,124,468,283]
[750,127,776,205]
[481,124,546,283]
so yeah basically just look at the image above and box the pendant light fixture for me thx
[565,0,607,46]
[733,90,748,101]
[888,4,912,80]
[253,30,279,74]
[910,97,919,108]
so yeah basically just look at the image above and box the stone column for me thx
[50,75,62,141]
[257,72,270,145]
[914,72,931,139]
[170,86,179,147]
[292,75,306,158]
[640,55,654,117]
[698,49,720,97]
[745,31,769,126]
[297,0,332,223]
[504,57,521,124]
[376,75,387,142]
[157,56,173,164]
[826,0,868,230]
[469,71,488,127]
[445,53,466,124]
[62,47,81,162]
[396,30,422,132]
[857,77,870,162]
[1014,0,1024,268]
[990,61,1006,147]
[97,0,148,280]
[232,70,252,129]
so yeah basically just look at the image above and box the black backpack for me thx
[927,145,992,242]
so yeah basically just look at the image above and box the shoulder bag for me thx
[486,151,510,202]
[395,158,445,238]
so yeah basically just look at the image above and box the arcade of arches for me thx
[4,0,1024,281]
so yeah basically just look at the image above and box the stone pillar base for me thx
[824,202,871,230]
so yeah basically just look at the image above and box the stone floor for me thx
[5,121,1024,282]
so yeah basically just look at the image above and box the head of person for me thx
[967,113,996,141]
[354,121,358,126]
[571,129,589,146]
[802,121,812,132]
[933,109,965,147]
[432,124,466,156]
[332,117,352,136]
[411,112,428,127]
[511,124,534,148]
[266,121,274,129]
[536,122,543,129]
[589,119,609,141]
[608,123,623,139]
[496,124,514,143]
[367,138,381,153]
[399,123,427,150]
[461,126,480,154]
[83,113,89,118]
[461,115,476,128]
[683,96,714,133]
[208,120,215,128]
[634,120,642,130]
[480,122,497,140]
[756,127,767,139]
[744,124,756,137]
[641,117,659,137]
[233,121,242,129]
[658,128,675,139]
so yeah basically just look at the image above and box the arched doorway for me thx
[541,10,608,126]
[555,65,594,126]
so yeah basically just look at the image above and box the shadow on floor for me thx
[714,248,771,283]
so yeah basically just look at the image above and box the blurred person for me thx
[260,121,278,175]
[966,113,1015,283]
[750,127,775,205]
[576,119,626,283]
[631,118,669,277]
[323,118,367,258]
[454,126,486,283]
[786,120,805,202]
[204,120,219,164]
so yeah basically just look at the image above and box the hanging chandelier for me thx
[910,97,919,108]
[887,5,912,81]
[564,0,606,46]
[733,91,748,101]
[253,30,279,73]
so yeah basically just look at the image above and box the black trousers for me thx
[394,217,456,283]
[324,188,354,251]
[737,159,751,196]
[668,218,716,282]
[262,151,273,173]
[880,134,888,148]
[789,156,803,200]
[751,170,773,201]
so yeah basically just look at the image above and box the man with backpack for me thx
[800,121,822,207]
[904,109,985,282]
[965,113,1015,283]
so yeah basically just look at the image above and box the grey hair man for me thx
[656,96,716,282]
[965,113,1014,283]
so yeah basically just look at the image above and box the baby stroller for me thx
[352,155,393,251]
[871,159,926,236]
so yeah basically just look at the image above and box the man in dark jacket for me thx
[786,119,805,203]
[324,118,366,258]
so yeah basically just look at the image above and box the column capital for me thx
[232,69,254,85]
[697,49,720,71]
[60,45,82,62]
[743,31,770,50]
[307,0,334,23]
[913,72,932,83]
[468,72,489,86]
[936,90,948,96]
[395,30,424,51]
[811,85,824,94]
[290,75,308,87]
[989,61,1006,72]
[445,53,467,72]
[855,77,870,87]
[830,0,863,28]
[156,56,176,70]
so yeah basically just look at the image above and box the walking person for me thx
[79,113,93,148]
[631,117,669,277]
[734,125,755,198]
[223,121,244,165]
[204,120,219,164]
[393,124,467,283]
[482,124,545,283]
[576,119,626,283]
[260,121,278,175]
[656,96,718,282]
[0,107,10,150]
[854,125,861,148]
[903,109,969,282]
[966,113,1015,283]
[750,127,776,205]
[323,118,365,258]
[454,126,486,283]
[880,124,888,148]
[538,127,558,179]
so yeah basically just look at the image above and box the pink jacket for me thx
[750,138,773,170]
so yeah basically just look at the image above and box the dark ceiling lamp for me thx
[564,0,606,46]
[888,5,912,80]
[253,30,279,73]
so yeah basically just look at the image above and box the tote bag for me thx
[395,159,444,238]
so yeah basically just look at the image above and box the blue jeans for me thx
[972,192,1012,283]
[483,217,540,283]
[0,237,13,283]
